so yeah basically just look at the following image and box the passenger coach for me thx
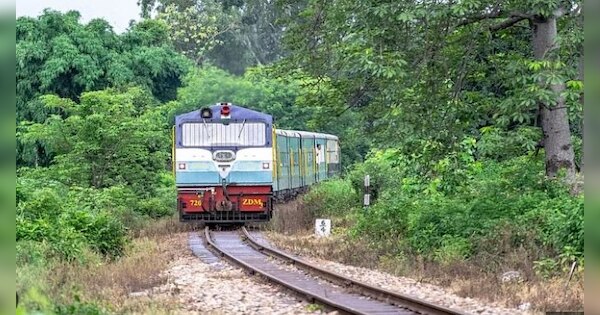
[173,103,340,223]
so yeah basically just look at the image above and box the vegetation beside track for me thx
[269,153,583,311]
[17,1,584,312]
[16,218,188,314]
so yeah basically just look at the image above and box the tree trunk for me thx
[532,14,576,184]
[578,54,584,173]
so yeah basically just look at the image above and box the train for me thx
[173,103,340,223]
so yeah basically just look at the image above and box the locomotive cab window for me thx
[181,122,266,147]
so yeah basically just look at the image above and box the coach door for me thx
[315,138,326,182]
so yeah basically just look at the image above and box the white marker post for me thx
[315,219,331,237]
[364,175,371,207]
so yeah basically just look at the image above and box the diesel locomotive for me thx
[173,103,340,223]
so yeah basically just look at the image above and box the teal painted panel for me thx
[275,134,290,191]
[176,161,220,185]
[184,161,218,171]
[289,136,301,188]
[274,165,289,191]
[176,171,220,185]
[231,161,264,171]
[229,170,272,184]
[300,136,315,186]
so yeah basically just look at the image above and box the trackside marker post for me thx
[315,219,331,237]
[364,175,370,207]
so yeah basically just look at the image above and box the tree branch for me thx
[456,8,503,27]
[490,15,529,31]
[457,10,533,29]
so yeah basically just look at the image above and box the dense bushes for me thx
[17,88,177,263]
[298,142,584,273]
[16,173,175,261]
[302,179,359,218]
[343,147,584,269]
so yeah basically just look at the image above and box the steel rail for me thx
[203,227,372,315]
[241,227,468,315]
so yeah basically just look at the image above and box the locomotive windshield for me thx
[181,122,267,147]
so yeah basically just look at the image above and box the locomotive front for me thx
[174,103,274,223]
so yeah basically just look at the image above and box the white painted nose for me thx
[218,164,232,179]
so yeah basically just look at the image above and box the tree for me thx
[140,0,302,74]
[172,66,370,165]
[280,0,583,185]
[454,1,582,184]
[16,10,191,167]
[155,1,234,65]
[20,87,170,195]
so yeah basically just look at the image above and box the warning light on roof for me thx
[219,103,231,125]
[221,105,231,116]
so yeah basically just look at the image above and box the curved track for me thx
[203,227,468,315]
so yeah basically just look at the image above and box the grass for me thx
[305,303,325,312]
[266,212,584,313]
[17,216,193,314]
[268,198,315,234]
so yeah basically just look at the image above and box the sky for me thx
[16,0,141,33]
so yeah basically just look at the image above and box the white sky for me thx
[16,0,141,33]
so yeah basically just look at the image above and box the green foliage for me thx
[21,88,171,195]
[537,195,584,254]
[280,0,583,181]
[434,236,472,265]
[352,192,411,242]
[54,296,106,315]
[17,87,176,261]
[145,0,293,74]
[156,1,229,65]
[174,66,311,129]
[305,303,325,312]
[16,178,129,260]
[17,240,51,267]
[351,151,583,265]
[17,10,190,167]
[347,149,404,201]
[533,258,559,279]
[16,172,175,261]
[16,287,54,315]
[303,179,359,218]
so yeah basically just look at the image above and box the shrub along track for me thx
[201,226,467,315]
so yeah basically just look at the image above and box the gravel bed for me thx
[305,258,533,315]
[132,233,324,315]
[260,233,540,315]
[131,230,535,315]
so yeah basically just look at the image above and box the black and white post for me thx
[364,175,370,207]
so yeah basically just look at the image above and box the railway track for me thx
[202,226,468,315]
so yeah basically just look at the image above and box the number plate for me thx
[241,198,264,207]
